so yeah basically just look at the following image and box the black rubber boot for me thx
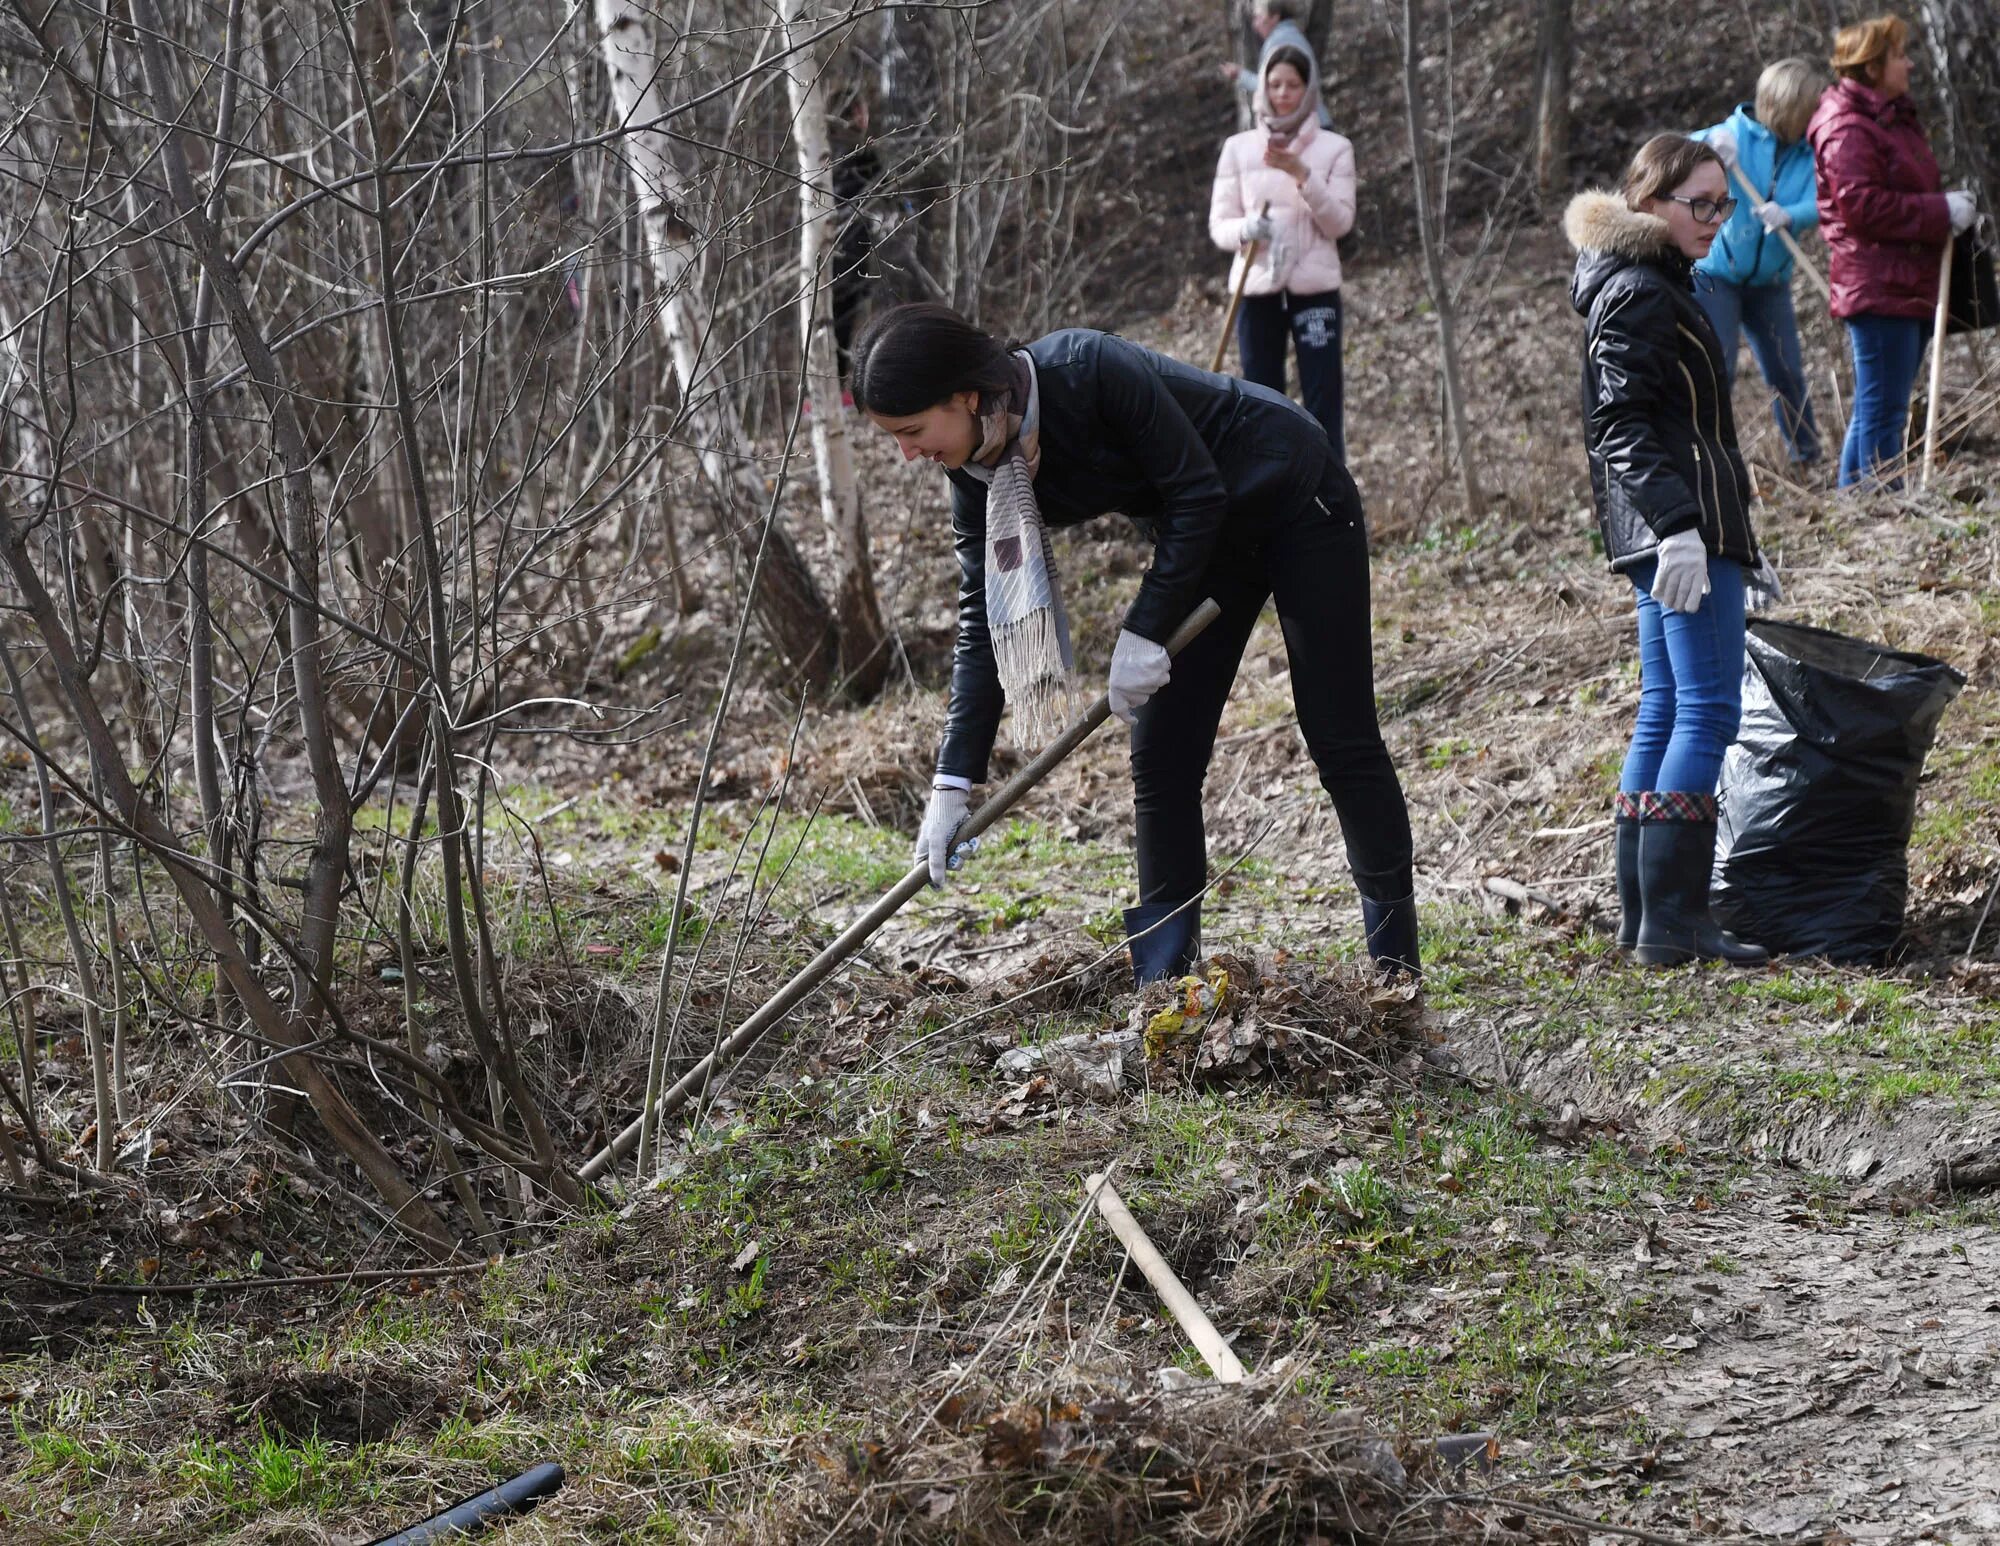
[1360,892,1421,979]
[1614,815,1642,953]
[1124,900,1201,986]
[1632,817,1768,967]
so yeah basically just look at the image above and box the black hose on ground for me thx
[365,1463,565,1544]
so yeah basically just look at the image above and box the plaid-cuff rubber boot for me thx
[1631,793,1768,968]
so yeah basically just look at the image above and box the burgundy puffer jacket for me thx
[1807,79,1951,320]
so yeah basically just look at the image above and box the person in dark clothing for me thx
[829,89,883,390]
[849,302,1418,982]
[1566,135,1777,969]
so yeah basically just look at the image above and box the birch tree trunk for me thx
[1399,0,1485,517]
[1918,0,1998,213]
[779,0,890,699]
[595,0,839,686]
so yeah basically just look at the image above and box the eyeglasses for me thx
[1663,193,1738,224]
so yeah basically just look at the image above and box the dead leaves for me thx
[984,954,1422,1119]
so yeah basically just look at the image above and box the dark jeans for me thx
[1129,461,1413,911]
[1840,314,1927,489]
[1694,279,1820,463]
[1619,555,1747,796]
[1236,288,1345,463]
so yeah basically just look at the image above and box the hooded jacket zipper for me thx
[1674,358,1718,545]
[1676,321,1733,550]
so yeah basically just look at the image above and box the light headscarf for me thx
[1254,26,1323,139]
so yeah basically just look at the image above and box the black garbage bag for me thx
[1712,620,1964,962]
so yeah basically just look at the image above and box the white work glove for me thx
[1946,190,1977,233]
[1107,629,1172,726]
[914,780,971,887]
[1238,212,1275,247]
[1650,528,1711,615]
[1747,552,1783,609]
[1265,237,1292,279]
[1756,201,1791,232]
[1705,127,1738,167]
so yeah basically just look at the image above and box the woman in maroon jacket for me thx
[1808,13,1976,489]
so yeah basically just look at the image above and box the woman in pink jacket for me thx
[1209,32,1357,458]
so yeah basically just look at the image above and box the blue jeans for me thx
[1619,556,1747,797]
[1238,288,1345,463]
[1840,314,1927,489]
[1695,279,1819,463]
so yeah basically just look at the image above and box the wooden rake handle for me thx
[1211,200,1273,373]
[1725,160,1830,302]
[1921,234,1954,492]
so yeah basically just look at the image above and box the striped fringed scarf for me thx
[960,352,1073,746]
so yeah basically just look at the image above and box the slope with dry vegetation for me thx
[5,0,2000,1541]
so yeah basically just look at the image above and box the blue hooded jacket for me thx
[1694,104,1819,289]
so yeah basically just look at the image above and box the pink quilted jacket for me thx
[1208,117,1356,298]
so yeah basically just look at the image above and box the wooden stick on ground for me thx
[1724,162,1830,301]
[1086,1172,1246,1384]
[1210,200,1271,373]
[1921,235,1955,492]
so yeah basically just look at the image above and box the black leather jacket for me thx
[1566,192,1759,573]
[936,328,1337,783]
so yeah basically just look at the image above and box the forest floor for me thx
[4,230,2000,1544]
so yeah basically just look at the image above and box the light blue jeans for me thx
[1619,555,1747,797]
[1695,279,1819,464]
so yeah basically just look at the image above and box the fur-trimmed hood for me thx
[1564,190,1670,258]
[1565,190,1689,317]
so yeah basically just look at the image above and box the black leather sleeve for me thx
[1587,277,1703,542]
[934,475,1005,784]
[1093,335,1233,643]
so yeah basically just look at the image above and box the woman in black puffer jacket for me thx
[1566,134,1775,969]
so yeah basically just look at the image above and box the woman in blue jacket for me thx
[1693,59,1826,467]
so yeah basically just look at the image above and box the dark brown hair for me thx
[850,303,1016,417]
[1621,133,1725,211]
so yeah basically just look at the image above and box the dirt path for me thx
[1595,1175,2000,1543]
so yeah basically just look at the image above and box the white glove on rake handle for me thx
[1650,528,1710,616]
[915,781,972,887]
[1108,629,1172,724]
